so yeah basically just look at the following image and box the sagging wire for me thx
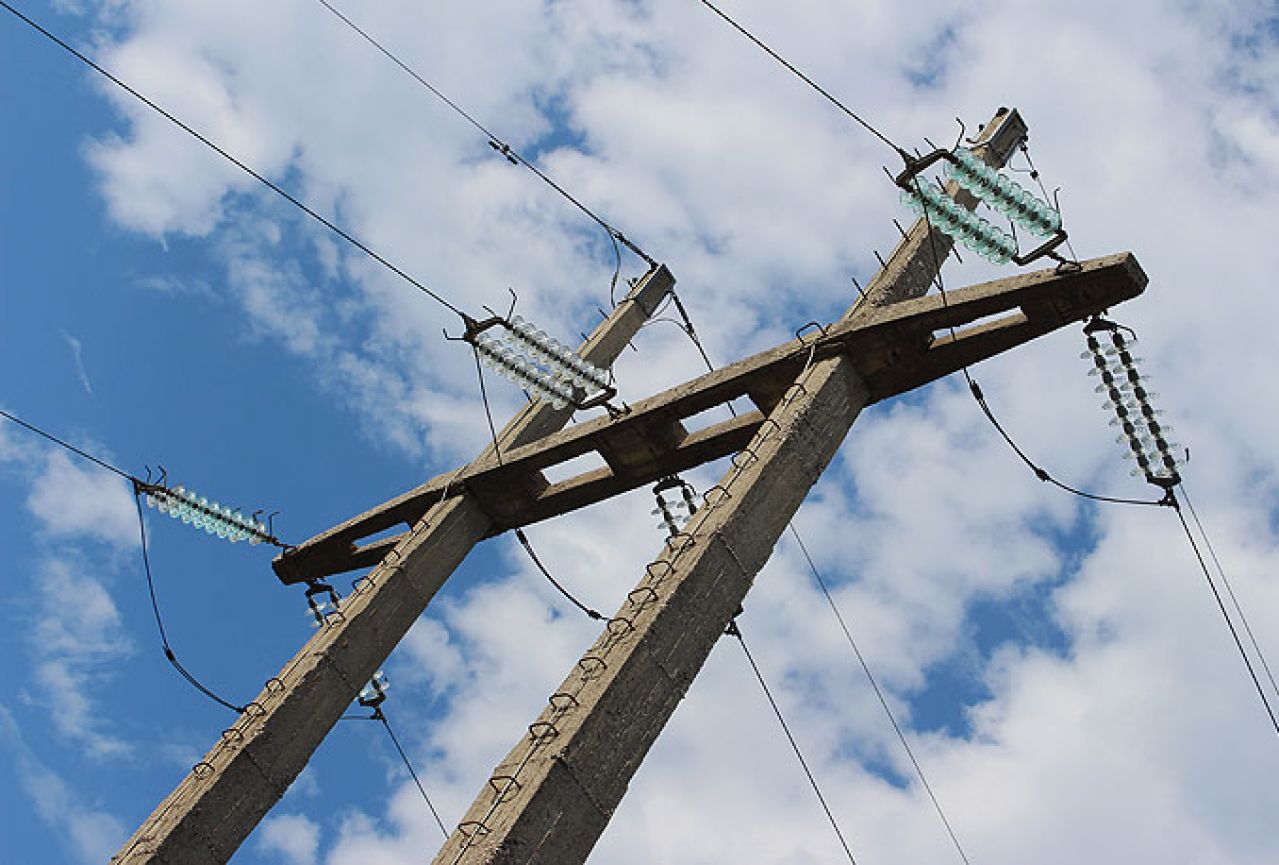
[788,526,972,864]
[133,491,247,714]
[515,528,605,622]
[345,671,450,837]
[0,1,470,321]
[311,0,654,308]
[467,340,607,622]
[0,409,284,713]
[902,173,1166,508]
[726,617,860,865]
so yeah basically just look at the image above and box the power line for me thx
[311,0,655,306]
[728,619,860,865]
[788,525,973,865]
[377,706,450,838]
[515,528,605,622]
[132,491,247,714]
[1169,489,1279,738]
[0,408,132,480]
[1178,483,1279,700]
[696,0,908,160]
[0,1,467,320]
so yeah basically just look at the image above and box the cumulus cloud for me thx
[0,707,127,864]
[25,450,137,549]
[63,0,1279,863]
[259,813,321,865]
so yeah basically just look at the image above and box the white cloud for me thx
[0,706,127,864]
[25,450,137,549]
[60,0,1279,863]
[259,813,321,865]
[59,329,93,395]
[24,557,134,758]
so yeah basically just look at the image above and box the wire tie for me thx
[645,560,674,579]
[628,586,660,607]
[663,532,696,556]
[243,701,267,719]
[783,381,810,403]
[577,656,608,677]
[528,721,560,741]
[220,728,244,744]
[606,616,636,636]
[794,321,830,342]
[264,677,286,696]
[548,692,580,711]
[731,448,760,469]
[192,761,215,780]
[702,485,732,508]
[487,774,523,802]
[352,575,377,594]
[756,417,783,439]
[458,820,492,839]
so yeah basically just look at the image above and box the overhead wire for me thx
[1,408,261,713]
[696,0,908,160]
[344,704,450,837]
[727,619,860,865]
[469,348,606,622]
[0,1,467,319]
[311,0,655,307]
[1168,488,1279,738]
[133,491,248,714]
[788,525,972,865]
[0,407,132,480]
[906,170,1279,740]
[1178,483,1279,700]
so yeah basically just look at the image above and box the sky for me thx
[2,1,1279,864]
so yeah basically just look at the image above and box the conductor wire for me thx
[728,620,860,865]
[312,0,653,307]
[0,1,468,319]
[0,408,131,480]
[788,525,972,865]
[1170,490,1279,737]
[1179,483,1279,700]
[132,491,248,714]
[697,0,909,160]
[515,529,605,621]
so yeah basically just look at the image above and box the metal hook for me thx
[505,286,519,321]
[952,116,968,151]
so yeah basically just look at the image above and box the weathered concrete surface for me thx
[110,265,676,865]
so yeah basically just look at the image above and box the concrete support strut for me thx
[110,265,676,864]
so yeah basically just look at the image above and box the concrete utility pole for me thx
[112,107,1148,864]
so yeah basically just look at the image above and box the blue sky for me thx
[3,2,1279,864]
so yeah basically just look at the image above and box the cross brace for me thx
[274,252,1146,585]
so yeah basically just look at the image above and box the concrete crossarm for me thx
[276,253,1146,583]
